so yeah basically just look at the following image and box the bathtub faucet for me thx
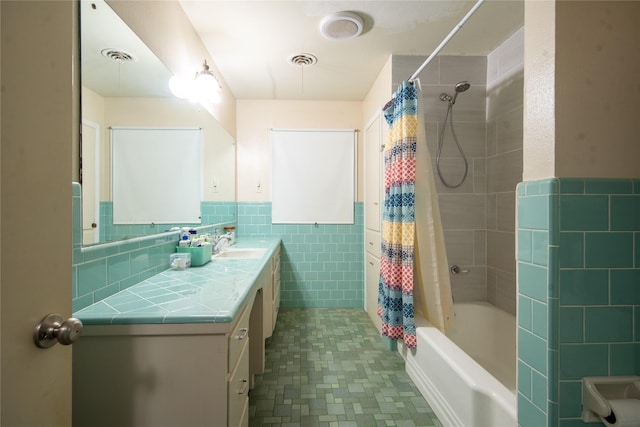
[450,264,470,274]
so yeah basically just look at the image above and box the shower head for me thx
[455,81,471,92]
[450,81,470,105]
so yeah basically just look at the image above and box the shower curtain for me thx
[378,80,454,349]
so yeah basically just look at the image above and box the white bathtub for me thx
[399,302,517,427]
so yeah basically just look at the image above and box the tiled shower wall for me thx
[391,28,523,312]
[517,178,640,427]
[392,54,489,304]
[486,28,524,314]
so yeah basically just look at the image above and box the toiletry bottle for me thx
[180,227,190,241]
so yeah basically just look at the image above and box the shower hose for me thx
[436,103,468,189]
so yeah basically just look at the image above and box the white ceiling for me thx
[81,0,524,102]
[81,0,176,98]
[179,0,524,101]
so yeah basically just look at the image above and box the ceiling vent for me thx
[100,49,134,62]
[289,53,318,67]
[319,12,364,41]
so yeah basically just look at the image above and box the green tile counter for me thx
[74,238,281,325]
[73,238,281,427]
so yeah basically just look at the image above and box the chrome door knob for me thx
[34,314,83,349]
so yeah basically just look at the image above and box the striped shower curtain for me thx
[378,81,419,349]
[378,80,454,349]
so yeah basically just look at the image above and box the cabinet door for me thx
[272,283,280,332]
[228,340,250,427]
[365,252,382,331]
[364,113,383,231]
[272,247,281,331]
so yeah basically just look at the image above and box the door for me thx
[364,114,383,231]
[1,2,77,426]
[82,120,100,245]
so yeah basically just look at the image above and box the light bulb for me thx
[169,76,190,99]
[195,73,220,103]
[169,61,222,104]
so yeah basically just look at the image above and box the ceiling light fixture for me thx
[319,12,364,41]
[169,60,222,104]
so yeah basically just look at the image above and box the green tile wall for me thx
[237,202,364,308]
[99,201,236,241]
[517,179,556,427]
[72,183,234,312]
[74,184,363,311]
[517,178,640,427]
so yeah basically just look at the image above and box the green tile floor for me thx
[249,308,442,427]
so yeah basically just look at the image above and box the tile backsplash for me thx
[73,183,363,311]
[72,183,234,312]
[99,201,236,241]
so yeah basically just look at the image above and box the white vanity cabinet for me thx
[263,244,281,339]
[73,296,257,427]
[73,244,281,427]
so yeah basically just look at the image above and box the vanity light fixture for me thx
[169,60,222,104]
[194,60,221,101]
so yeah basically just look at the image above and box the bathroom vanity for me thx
[73,239,281,427]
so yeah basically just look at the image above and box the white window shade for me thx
[271,129,355,224]
[111,127,202,224]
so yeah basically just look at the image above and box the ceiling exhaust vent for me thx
[101,49,134,62]
[289,53,317,67]
[320,12,364,41]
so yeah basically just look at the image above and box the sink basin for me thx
[213,248,266,259]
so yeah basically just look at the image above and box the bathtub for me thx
[399,302,517,427]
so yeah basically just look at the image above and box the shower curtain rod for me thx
[408,0,486,81]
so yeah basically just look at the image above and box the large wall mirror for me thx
[80,0,236,246]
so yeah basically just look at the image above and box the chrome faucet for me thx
[213,232,233,254]
[450,264,470,275]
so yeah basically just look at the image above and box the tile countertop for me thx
[74,238,281,326]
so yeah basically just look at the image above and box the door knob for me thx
[33,314,83,349]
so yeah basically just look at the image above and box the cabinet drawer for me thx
[366,252,380,284]
[228,340,249,427]
[365,229,380,257]
[228,303,250,373]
